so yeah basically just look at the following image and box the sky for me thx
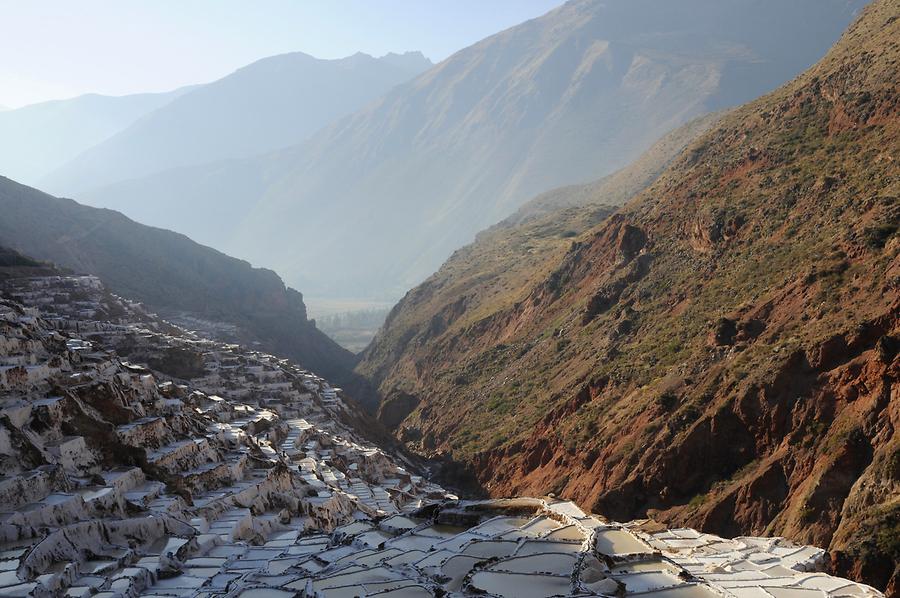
[0,0,563,109]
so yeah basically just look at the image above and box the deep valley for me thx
[0,1,897,596]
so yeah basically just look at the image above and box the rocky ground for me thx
[0,275,445,596]
[0,274,888,597]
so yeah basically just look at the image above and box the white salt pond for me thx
[469,570,573,598]
[595,527,653,555]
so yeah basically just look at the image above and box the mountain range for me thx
[41,51,432,196]
[357,0,899,590]
[56,0,866,301]
[0,87,192,185]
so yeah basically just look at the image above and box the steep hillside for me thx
[0,88,190,185]
[358,112,719,412]
[0,176,357,385]
[71,0,866,300]
[358,1,900,591]
[501,113,722,228]
[43,51,431,196]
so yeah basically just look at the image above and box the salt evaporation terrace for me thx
[0,275,884,597]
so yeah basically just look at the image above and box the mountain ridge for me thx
[42,50,432,196]
[0,87,192,185]
[59,0,866,300]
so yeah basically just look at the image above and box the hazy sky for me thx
[0,0,563,108]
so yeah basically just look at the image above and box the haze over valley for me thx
[15,0,867,303]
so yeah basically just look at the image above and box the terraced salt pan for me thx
[595,527,653,555]
[416,523,469,538]
[520,514,564,535]
[310,566,403,591]
[487,552,577,575]
[353,548,404,567]
[409,549,456,569]
[432,531,485,551]
[383,549,428,567]
[234,589,296,598]
[354,529,394,547]
[385,534,442,552]
[368,585,431,597]
[469,570,573,598]
[439,555,483,591]
[0,282,886,598]
[251,498,884,596]
[516,538,586,556]
[544,523,586,541]
[459,539,519,559]
[378,515,420,534]
[613,558,685,574]
[635,584,723,598]
[617,570,690,593]
[469,515,532,536]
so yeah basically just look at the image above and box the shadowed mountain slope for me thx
[0,176,357,385]
[0,246,66,280]
[357,1,900,591]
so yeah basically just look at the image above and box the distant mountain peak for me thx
[0,86,193,185]
[40,46,433,197]
[376,50,433,72]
